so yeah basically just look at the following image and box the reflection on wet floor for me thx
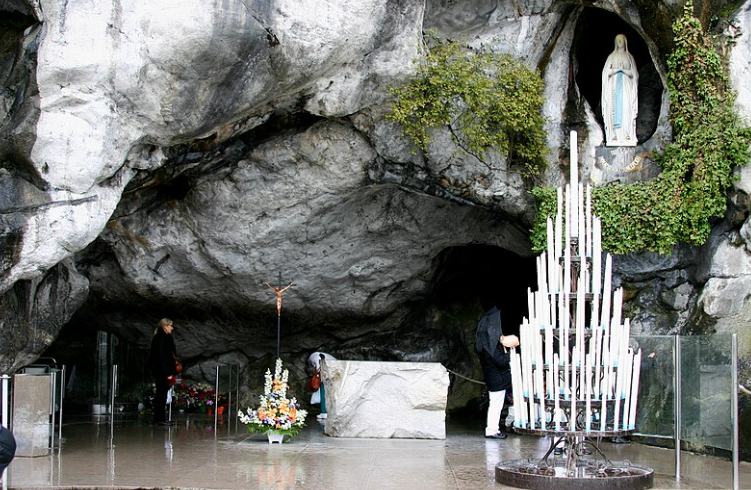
[4,414,749,489]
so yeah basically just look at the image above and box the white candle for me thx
[602,330,611,401]
[554,215,562,293]
[578,183,585,257]
[563,349,569,401]
[622,349,634,431]
[570,131,578,238]
[558,292,565,343]
[527,288,534,327]
[570,348,577,431]
[613,337,627,431]
[554,353,561,431]
[628,349,642,430]
[511,349,522,427]
[564,185,571,295]
[585,354,592,431]
[594,327,602,400]
[547,219,555,294]
[586,184,592,258]
[563,295,570,397]
[600,255,612,331]
[545,323,553,371]
[520,323,529,399]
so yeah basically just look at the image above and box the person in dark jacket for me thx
[149,318,177,425]
[0,425,15,476]
[476,306,519,439]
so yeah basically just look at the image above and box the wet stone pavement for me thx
[4,414,749,490]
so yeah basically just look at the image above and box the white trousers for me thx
[485,389,506,436]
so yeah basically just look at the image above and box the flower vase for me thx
[207,408,214,416]
[267,430,285,444]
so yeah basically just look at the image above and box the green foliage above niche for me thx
[532,1,751,255]
[387,33,547,177]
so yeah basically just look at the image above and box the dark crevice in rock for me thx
[631,0,675,65]
[120,111,325,218]
[537,3,576,75]
[0,12,43,191]
[0,1,36,18]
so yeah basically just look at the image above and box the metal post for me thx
[674,335,681,481]
[235,365,240,432]
[227,365,233,434]
[277,271,282,359]
[214,366,220,430]
[732,334,739,490]
[49,370,56,448]
[109,364,117,449]
[110,364,118,417]
[1,374,10,428]
[276,315,281,360]
[58,365,65,443]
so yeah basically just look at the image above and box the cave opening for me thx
[572,8,663,144]
[430,244,537,338]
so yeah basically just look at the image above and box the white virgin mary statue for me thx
[601,34,638,146]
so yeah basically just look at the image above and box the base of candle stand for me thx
[496,432,653,490]
[496,459,653,490]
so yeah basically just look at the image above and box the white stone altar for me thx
[321,360,449,439]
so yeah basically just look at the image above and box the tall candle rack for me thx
[495,131,653,490]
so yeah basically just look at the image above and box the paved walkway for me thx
[4,414,749,489]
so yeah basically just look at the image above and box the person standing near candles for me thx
[476,305,519,439]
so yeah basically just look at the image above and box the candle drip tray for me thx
[496,433,653,490]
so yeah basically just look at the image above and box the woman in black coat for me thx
[149,318,177,425]
[476,306,519,439]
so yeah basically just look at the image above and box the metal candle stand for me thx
[495,131,653,490]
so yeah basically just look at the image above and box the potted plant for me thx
[238,359,307,443]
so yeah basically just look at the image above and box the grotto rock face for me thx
[74,119,530,367]
[0,260,88,372]
[1,0,751,453]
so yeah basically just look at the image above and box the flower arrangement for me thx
[239,359,307,437]
[173,382,219,412]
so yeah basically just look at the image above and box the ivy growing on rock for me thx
[387,33,547,177]
[532,1,751,254]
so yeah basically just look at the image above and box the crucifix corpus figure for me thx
[266,280,293,316]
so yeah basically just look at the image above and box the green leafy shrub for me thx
[387,34,547,177]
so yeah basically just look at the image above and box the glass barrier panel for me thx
[632,335,675,438]
[680,334,733,451]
